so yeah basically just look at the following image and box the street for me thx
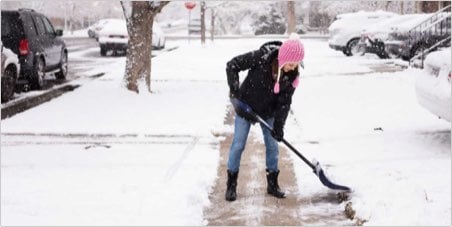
[0,37,176,119]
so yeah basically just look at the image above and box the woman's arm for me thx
[226,49,263,97]
[273,86,296,137]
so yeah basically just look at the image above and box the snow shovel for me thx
[231,98,351,191]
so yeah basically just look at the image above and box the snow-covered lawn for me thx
[1,38,450,226]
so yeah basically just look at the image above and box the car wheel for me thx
[55,51,68,80]
[346,38,360,56]
[387,48,401,59]
[112,48,118,56]
[410,44,424,60]
[30,57,46,90]
[100,45,107,56]
[357,45,366,56]
[1,66,17,103]
[377,51,388,59]
[342,48,350,56]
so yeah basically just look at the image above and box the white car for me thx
[415,47,451,122]
[328,11,397,56]
[1,42,20,103]
[97,19,129,56]
[97,19,166,56]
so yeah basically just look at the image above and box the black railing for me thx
[408,5,451,67]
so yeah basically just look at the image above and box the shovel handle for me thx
[253,113,315,170]
[233,99,316,170]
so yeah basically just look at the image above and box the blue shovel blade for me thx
[313,160,351,191]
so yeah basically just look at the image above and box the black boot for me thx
[266,169,286,198]
[225,170,238,201]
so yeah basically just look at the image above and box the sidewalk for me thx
[203,106,350,226]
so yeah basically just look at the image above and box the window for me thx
[33,15,46,36]
[22,14,37,37]
[42,17,55,35]
[1,17,11,37]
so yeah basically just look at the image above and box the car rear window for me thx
[1,13,21,39]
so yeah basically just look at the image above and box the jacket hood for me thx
[259,41,282,63]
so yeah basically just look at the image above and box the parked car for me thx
[385,12,450,60]
[359,13,433,58]
[328,11,397,56]
[415,47,451,122]
[1,8,68,90]
[97,20,166,56]
[1,42,20,103]
[97,19,128,56]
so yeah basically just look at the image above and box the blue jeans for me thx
[227,114,279,172]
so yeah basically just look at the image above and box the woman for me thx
[225,33,304,201]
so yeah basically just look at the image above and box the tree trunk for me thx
[201,1,206,44]
[287,1,296,34]
[121,1,169,93]
[210,9,215,41]
[123,2,153,93]
[385,1,391,11]
[400,1,404,14]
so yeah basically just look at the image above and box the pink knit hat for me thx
[274,33,304,94]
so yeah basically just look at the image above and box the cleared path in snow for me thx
[203,106,350,225]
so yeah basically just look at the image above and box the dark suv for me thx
[1,8,67,90]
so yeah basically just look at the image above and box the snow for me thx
[97,19,127,37]
[62,29,88,38]
[1,38,450,226]
[414,48,451,122]
[363,13,434,40]
[425,47,452,68]
[1,43,19,68]
[329,11,397,32]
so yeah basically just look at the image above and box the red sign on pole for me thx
[185,2,196,10]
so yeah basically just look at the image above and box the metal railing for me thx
[408,5,451,67]
[410,36,451,67]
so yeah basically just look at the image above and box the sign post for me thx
[184,2,196,43]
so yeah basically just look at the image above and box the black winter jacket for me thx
[226,41,299,131]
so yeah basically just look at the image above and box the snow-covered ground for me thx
[1,38,450,226]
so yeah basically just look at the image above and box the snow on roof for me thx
[336,10,397,20]
[364,13,434,34]
[329,10,397,31]
[390,13,435,32]
[98,19,127,36]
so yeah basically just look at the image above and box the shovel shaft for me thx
[281,139,315,170]
[250,108,351,191]
[254,114,315,170]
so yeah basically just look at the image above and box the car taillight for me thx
[19,39,29,55]
[448,72,451,83]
